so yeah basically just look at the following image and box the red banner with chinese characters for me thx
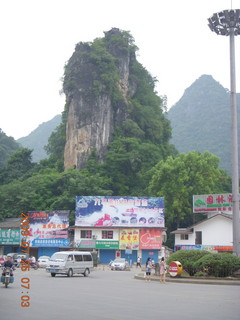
[140,229,162,249]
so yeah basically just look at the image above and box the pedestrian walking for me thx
[136,256,141,268]
[160,257,167,283]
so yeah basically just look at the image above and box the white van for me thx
[46,251,93,277]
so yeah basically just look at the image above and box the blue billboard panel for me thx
[75,196,164,228]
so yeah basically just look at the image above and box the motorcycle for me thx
[1,267,14,288]
[30,262,39,270]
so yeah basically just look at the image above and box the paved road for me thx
[1,267,240,320]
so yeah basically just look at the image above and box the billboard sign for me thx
[139,229,162,249]
[96,240,119,249]
[24,211,70,247]
[0,229,20,245]
[119,229,139,250]
[175,244,233,252]
[193,193,236,213]
[75,240,96,248]
[75,196,164,228]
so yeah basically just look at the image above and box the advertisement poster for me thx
[140,229,162,249]
[75,196,164,227]
[0,229,20,245]
[119,229,139,250]
[24,211,70,247]
[193,193,237,213]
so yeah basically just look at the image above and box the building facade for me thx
[171,214,233,252]
[72,227,165,264]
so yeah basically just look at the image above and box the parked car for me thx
[111,258,130,271]
[38,256,50,268]
[0,255,7,266]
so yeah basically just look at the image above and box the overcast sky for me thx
[1,0,240,139]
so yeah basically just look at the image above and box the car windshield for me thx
[50,253,66,262]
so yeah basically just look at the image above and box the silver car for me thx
[111,258,130,271]
[38,256,50,268]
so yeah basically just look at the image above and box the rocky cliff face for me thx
[63,28,137,169]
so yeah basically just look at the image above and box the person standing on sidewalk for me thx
[160,257,166,283]
[145,257,153,282]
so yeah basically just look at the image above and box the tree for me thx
[0,129,21,167]
[104,137,171,195]
[148,151,231,232]
[0,148,35,184]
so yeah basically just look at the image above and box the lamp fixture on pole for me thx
[208,9,240,256]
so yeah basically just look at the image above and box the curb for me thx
[134,273,240,286]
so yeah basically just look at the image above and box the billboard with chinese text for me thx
[24,211,70,247]
[175,245,233,252]
[139,229,162,249]
[96,240,119,249]
[193,193,237,213]
[119,229,139,250]
[0,229,20,245]
[75,196,164,228]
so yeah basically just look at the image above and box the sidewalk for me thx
[134,272,240,286]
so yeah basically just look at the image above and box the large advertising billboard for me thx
[24,211,70,247]
[75,196,164,228]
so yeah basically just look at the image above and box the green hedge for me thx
[166,249,210,276]
[195,253,240,277]
[166,250,240,277]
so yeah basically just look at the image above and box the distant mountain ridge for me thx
[167,74,240,174]
[17,114,61,162]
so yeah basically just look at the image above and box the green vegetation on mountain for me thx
[0,129,21,167]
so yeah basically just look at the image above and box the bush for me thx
[194,253,240,277]
[166,250,211,276]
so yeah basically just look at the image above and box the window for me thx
[180,234,189,240]
[67,255,73,261]
[102,231,113,239]
[81,230,92,239]
[195,231,202,245]
[83,254,92,261]
[74,255,83,262]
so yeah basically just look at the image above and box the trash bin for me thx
[169,261,183,277]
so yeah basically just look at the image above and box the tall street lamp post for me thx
[208,9,240,256]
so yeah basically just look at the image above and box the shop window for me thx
[81,230,92,239]
[102,230,113,239]
[180,234,189,240]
